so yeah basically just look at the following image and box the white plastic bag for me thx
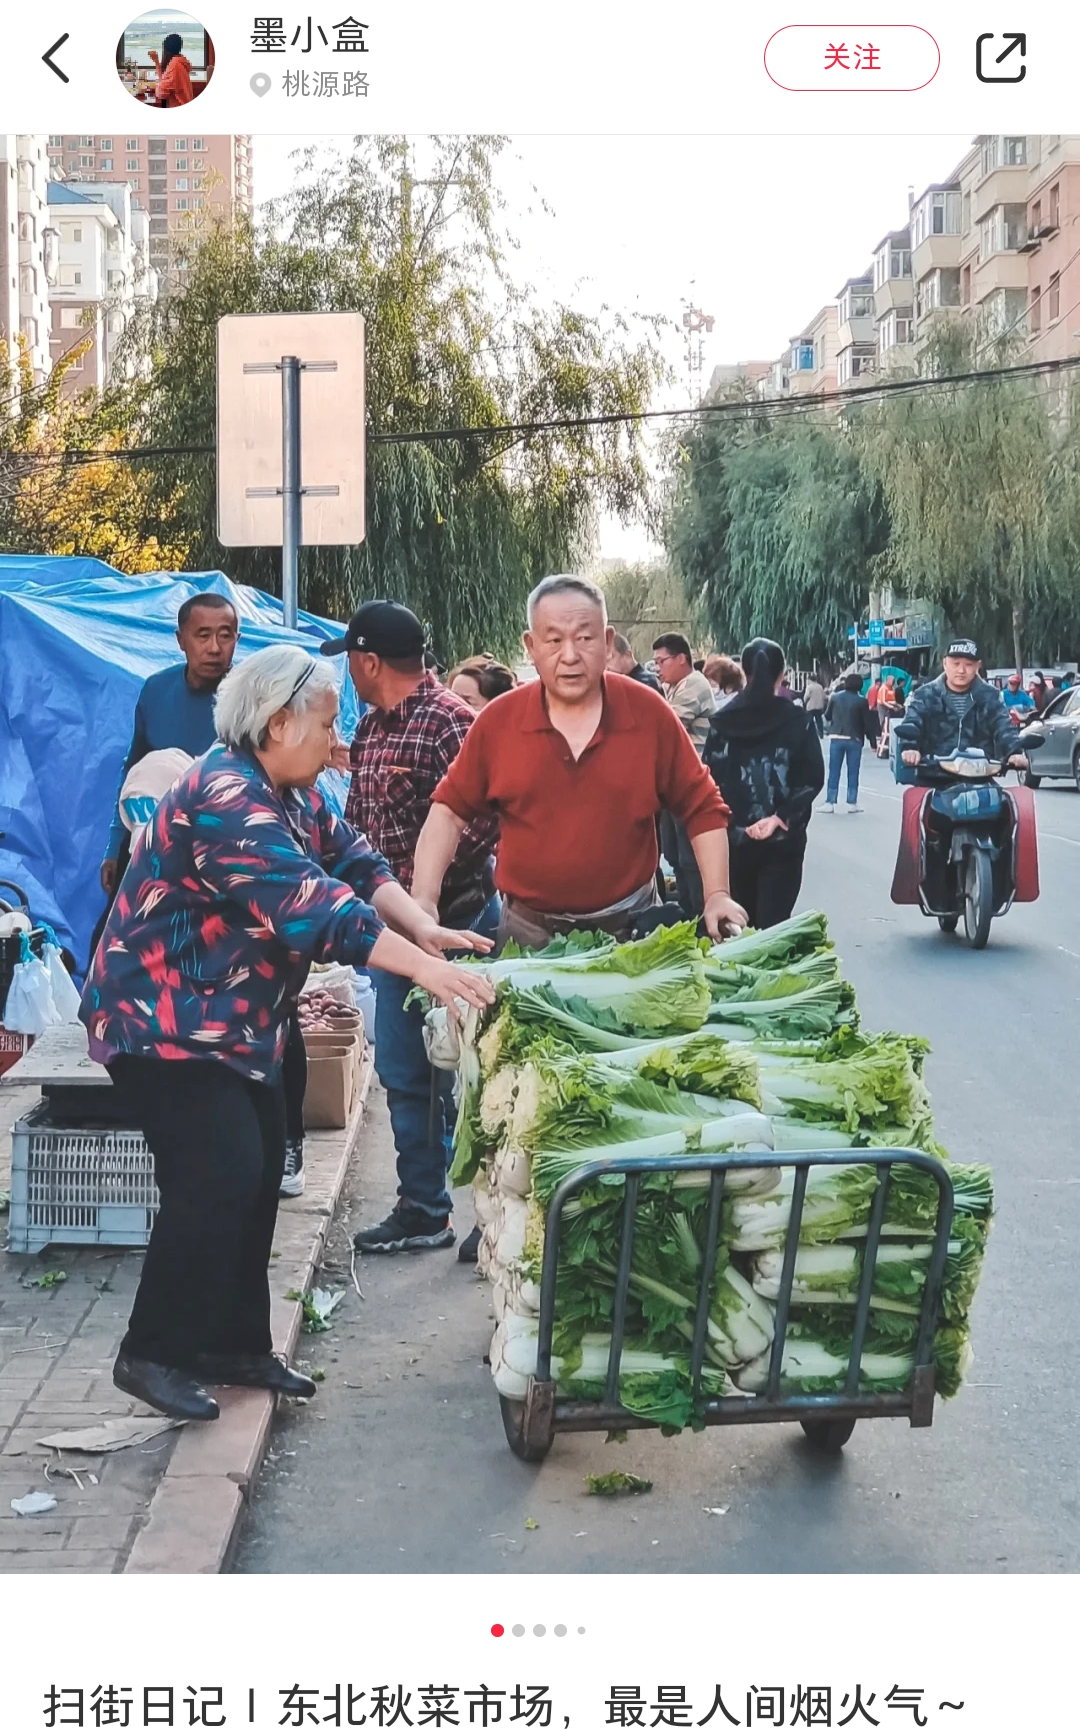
[4,932,61,1036]
[41,928,82,1023]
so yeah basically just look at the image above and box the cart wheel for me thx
[500,1394,554,1463]
[800,1417,857,1454]
[937,915,958,933]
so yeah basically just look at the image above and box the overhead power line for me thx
[3,350,1080,476]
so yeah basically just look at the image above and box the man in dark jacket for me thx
[607,632,663,693]
[823,674,871,811]
[894,638,1028,772]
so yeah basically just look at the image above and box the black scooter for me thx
[904,725,1045,948]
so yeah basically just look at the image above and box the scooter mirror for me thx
[1016,723,1047,751]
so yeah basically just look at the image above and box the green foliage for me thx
[111,136,667,658]
[852,325,1080,664]
[667,408,887,663]
[667,323,1080,668]
[598,558,694,659]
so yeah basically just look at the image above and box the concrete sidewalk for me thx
[0,1054,373,1573]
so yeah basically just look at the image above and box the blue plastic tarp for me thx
[0,558,359,969]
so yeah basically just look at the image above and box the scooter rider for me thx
[894,638,1028,775]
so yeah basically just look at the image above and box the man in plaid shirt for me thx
[322,601,499,1255]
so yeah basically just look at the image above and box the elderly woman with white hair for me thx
[81,645,495,1423]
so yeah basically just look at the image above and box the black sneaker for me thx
[280,1138,305,1198]
[353,1202,455,1255]
[457,1224,482,1264]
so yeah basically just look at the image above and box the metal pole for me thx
[281,355,302,630]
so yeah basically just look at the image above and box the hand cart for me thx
[498,1147,954,1461]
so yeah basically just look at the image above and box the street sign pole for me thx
[240,354,339,628]
[281,355,302,629]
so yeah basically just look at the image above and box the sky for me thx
[252,133,969,558]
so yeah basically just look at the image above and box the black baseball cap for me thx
[945,637,979,661]
[320,599,426,659]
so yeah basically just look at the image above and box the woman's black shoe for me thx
[113,1352,220,1422]
[195,1352,317,1398]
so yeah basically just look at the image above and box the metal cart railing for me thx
[499,1147,955,1460]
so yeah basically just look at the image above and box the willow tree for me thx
[666,406,886,665]
[109,135,666,659]
[854,324,1080,668]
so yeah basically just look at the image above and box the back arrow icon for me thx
[43,33,70,82]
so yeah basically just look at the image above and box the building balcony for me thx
[837,314,875,352]
[912,233,962,280]
[873,276,913,317]
[973,165,1029,223]
[974,251,1029,296]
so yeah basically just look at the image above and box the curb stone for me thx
[124,1049,374,1574]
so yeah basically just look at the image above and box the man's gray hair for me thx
[214,646,340,751]
[526,573,607,627]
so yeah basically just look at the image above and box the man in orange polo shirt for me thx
[412,574,746,948]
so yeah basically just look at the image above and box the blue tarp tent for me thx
[0,558,358,968]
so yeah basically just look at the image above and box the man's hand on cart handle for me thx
[901,750,921,766]
[703,891,748,942]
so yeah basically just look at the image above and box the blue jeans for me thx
[369,893,500,1222]
[827,737,862,806]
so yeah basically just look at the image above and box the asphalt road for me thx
[235,753,1080,1574]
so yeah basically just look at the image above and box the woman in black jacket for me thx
[702,638,825,928]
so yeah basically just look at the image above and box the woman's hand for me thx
[412,918,495,959]
[414,955,496,1015]
[329,742,352,774]
[745,815,787,842]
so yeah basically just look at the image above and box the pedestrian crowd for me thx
[80,572,1033,1426]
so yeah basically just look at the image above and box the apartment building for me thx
[784,305,840,397]
[707,360,773,397]
[908,137,1080,349]
[1022,137,1080,361]
[47,182,157,394]
[835,272,876,385]
[0,134,56,387]
[872,227,914,366]
[47,134,253,285]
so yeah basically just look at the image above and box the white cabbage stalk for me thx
[734,1340,912,1395]
[727,1164,876,1251]
[492,1267,541,1320]
[752,1243,861,1301]
[480,1067,520,1137]
[471,1165,498,1231]
[477,1225,496,1280]
[492,1141,532,1201]
[490,1194,529,1270]
[489,1319,703,1401]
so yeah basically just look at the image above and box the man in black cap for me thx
[894,637,1028,771]
[322,601,499,1255]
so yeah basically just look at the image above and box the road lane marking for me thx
[1042,831,1080,848]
